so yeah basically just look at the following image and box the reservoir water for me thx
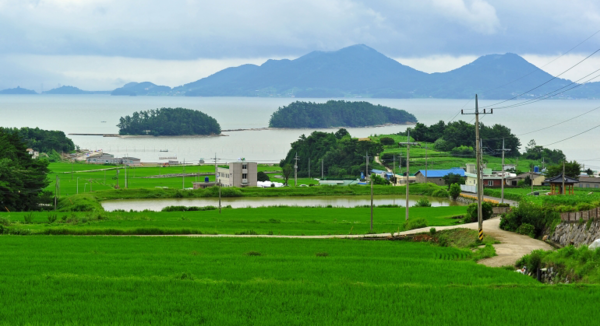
[2,95,600,167]
[101,195,458,212]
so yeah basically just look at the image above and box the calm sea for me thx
[1,95,599,168]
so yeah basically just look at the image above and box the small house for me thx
[506,172,545,187]
[577,176,600,189]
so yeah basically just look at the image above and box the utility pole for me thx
[398,131,419,221]
[425,144,428,181]
[294,152,299,187]
[461,94,493,241]
[365,151,370,180]
[370,176,374,230]
[562,161,566,195]
[183,159,185,190]
[213,153,222,213]
[498,138,511,204]
[393,155,396,186]
[125,165,128,189]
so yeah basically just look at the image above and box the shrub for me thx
[449,183,461,200]
[257,171,270,182]
[403,218,427,231]
[432,188,449,198]
[414,198,431,207]
[516,223,535,238]
[246,251,261,256]
[47,214,57,224]
[430,228,437,236]
[464,202,493,223]
[500,200,560,238]
[380,137,395,146]
[0,217,11,226]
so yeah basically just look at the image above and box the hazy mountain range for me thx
[3,44,599,99]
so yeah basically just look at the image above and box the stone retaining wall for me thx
[559,207,600,222]
[552,220,600,247]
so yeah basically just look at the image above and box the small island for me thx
[0,86,37,95]
[117,108,221,136]
[268,100,417,128]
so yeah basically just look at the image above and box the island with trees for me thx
[268,100,417,128]
[117,107,221,136]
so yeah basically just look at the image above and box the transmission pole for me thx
[370,176,374,230]
[498,138,511,204]
[405,130,410,221]
[461,94,493,241]
[425,144,428,181]
[213,153,222,213]
[562,161,566,195]
[365,151,370,180]
[294,152,299,187]
[393,155,396,186]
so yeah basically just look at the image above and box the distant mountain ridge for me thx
[0,86,37,95]
[43,86,110,95]
[75,44,600,99]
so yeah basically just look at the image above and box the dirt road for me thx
[394,217,552,267]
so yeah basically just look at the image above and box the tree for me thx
[257,171,270,182]
[118,108,221,136]
[545,161,581,179]
[380,137,395,146]
[449,183,461,200]
[465,202,493,223]
[586,168,593,176]
[0,130,50,211]
[334,128,349,139]
[442,173,465,189]
[282,164,293,186]
[370,173,390,185]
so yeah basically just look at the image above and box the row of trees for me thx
[0,129,50,211]
[403,120,566,164]
[279,128,383,179]
[269,100,417,128]
[0,127,75,153]
[117,108,221,136]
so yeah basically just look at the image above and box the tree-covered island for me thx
[268,100,417,128]
[117,108,221,136]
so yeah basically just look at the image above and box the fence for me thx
[560,207,600,222]
[460,185,477,193]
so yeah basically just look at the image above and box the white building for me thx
[217,161,258,187]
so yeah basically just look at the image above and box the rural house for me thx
[217,161,258,187]
[414,168,465,186]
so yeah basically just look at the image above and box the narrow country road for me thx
[126,216,551,267]
[374,156,393,173]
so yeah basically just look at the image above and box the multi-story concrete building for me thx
[217,161,257,187]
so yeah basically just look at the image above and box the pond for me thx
[101,195,461,211]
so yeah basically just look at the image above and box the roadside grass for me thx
[5,236,596,325]
[0,205,467,235]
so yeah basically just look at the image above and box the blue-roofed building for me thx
[370,169,394,180]
[414,168,465,186]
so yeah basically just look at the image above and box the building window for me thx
[242,173,247,179]
[242,164,247,169]
[487,180,493,186]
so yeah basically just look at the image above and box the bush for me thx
[380,137,395,146]
[464,202,493,223]
[430,228,437,235]
[403,218,427,231]
[23,213,34,224]
[450,145,475,157]
[432,188,449,198]
[516,223,535,238]
[449,183,461,200]
[500,200,560,237]
[47,214,57,224]
[257,171,270,182]
[414,198,431,207]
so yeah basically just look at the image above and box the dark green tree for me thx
[545,161,581,179]
[449,183,461,200]
[282,164,293,186]
[117,108,221,136]
[0,129,50,211]
[257,171,270,182]
[442,173,465,189]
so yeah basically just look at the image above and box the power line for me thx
[542,123,600,147]
[482,47,600,108]
[518,104,600,136]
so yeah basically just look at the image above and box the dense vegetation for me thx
[117,107,221,136]
[269,100,417,128]
[0,127,75,153]
[404,120,521,156]
[518,245,600,284]
[0,129,50,211]
[279,129,383,178]
[3,236,600,324]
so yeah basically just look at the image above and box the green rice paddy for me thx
[0,236,597,325]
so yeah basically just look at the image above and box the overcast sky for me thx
[1,0,600,91]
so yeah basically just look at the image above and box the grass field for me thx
[46,162,283,196]
[1,236,598,325]
[1,206,467,235]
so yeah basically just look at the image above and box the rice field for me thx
[1,205,466,235]
[0,236,597,325]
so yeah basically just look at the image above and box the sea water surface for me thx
[1,95,600,168]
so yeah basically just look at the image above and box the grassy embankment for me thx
[1,236,598,324]
[0,205,466,235]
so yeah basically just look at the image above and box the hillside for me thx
[0,87,37,95]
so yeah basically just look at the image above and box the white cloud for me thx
[394,55,479,73]
[430,0,500,34]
